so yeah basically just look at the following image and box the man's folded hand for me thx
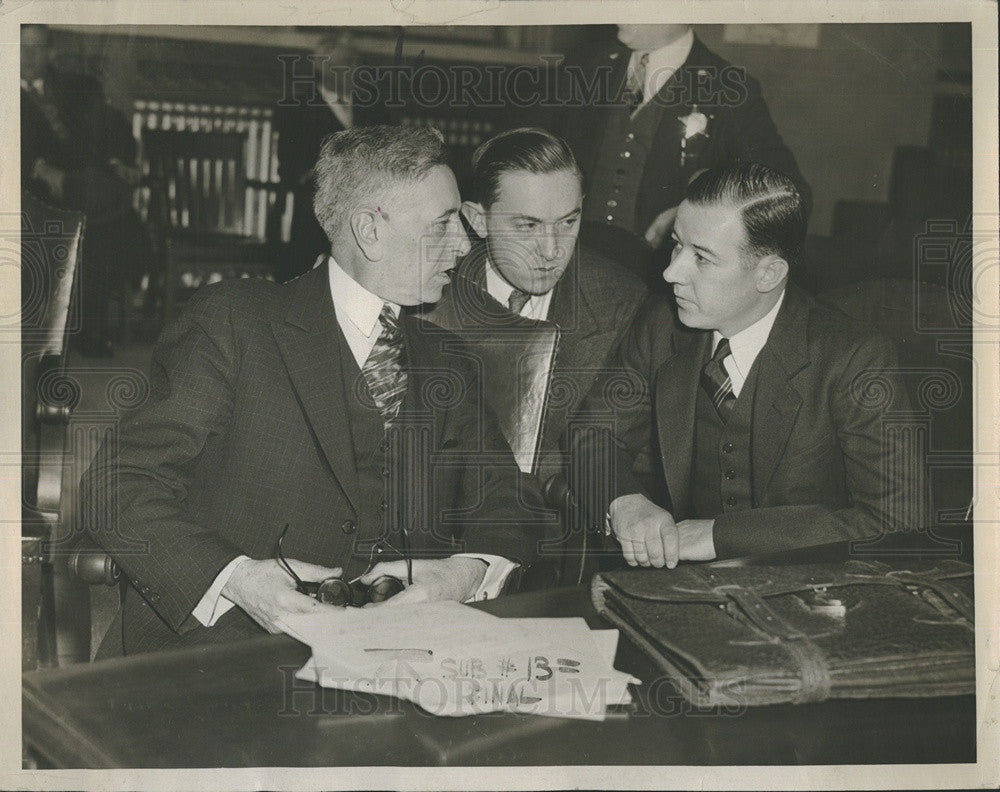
[221,558,343,633]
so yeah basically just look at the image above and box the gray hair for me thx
[312,124,448,240]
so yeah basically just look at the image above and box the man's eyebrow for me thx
[434,208,459,220]
[510,208,582,223]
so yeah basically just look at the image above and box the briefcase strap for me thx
[886,572,975,622]
[716,584,831,704]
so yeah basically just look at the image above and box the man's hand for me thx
[643,205,679,249]
[221,558,343,633]
[607,493,680,568]
[358,557,488,606]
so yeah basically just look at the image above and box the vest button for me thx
[726,496,737,507]
[606,215,614,222]
[606,199,618,208]
[722,442,734,453]
[340,520,356,534]
[626,132,635,141]
[620,150,631,158]
[381,468,390,478]
[724,469,736,480]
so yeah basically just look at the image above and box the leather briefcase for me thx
[591,559,974,707]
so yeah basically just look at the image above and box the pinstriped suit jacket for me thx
[81,262,543,656]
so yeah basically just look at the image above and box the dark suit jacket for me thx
[560,35,811,235]
[81,262,543,656]
[576,284,921,558]
[421,241,647,484]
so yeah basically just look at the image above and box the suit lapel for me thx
[655,330,709,517]
[271,263,361,513]
[750,287,811,496]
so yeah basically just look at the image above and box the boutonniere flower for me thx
[678,104,712,167]
[678,106,710,140]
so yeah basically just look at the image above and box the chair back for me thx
[21,191,84,670]
[142,129,248,236]
[21,191,84,521]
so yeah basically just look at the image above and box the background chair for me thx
[21,191,85,671]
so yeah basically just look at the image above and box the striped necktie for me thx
[507,287,531,315]
[361,305,407,422]
[626,51,650,112]
[701,337,736,421]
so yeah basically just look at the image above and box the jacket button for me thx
[724,469,736,480]
[722,442,734,454]
[141,586,151,595]
[378,501,388,513]
[381,468,390,478]
[341,520,356,534]
[149,593,161,604]
[726,496,737,507]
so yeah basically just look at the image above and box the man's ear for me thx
[350,206,383,262]
[461,201,488,239]
[754,254,789,293]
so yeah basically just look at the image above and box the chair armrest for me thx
[66,549,121,587]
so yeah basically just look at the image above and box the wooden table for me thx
[22,536,976,767]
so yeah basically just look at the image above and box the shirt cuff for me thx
[191,555,250,627]
[453,554,518,602]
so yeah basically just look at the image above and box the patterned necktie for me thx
[626,51,650,112]
[507,288,531,316]
[701,337,736,421]
[361,305,408,422]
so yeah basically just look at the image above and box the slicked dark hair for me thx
[686,162,806,271]
[313,124,448,240]
[469,127,582,208]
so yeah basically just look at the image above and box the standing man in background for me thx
[559,24,810,288]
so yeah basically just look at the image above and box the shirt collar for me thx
[327,255,398,337]
[484,259,517,307]
[713,288,786,379]
[633,28,695,99]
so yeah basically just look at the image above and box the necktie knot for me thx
[712,337,731,365]
[507,288,531,315]
[378,303,401,335]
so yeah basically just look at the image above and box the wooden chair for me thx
[21,191,84,670]
[141,129,275,323]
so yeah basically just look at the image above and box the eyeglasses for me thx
[275,523,410,607]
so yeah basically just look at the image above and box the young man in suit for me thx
[419,127,647,583]
[81,126,543,656]
[586,162,918,566]
[558,24,809,287]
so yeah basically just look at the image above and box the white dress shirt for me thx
[192,257,516,626]
[629,28,695,109]
[484,260,555,321]
[712,289,786,398]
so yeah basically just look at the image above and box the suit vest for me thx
[692,363,757,519]
[582,98,667,236]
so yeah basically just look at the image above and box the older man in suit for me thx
[420,127,647,582]
[578,162,919,566]
[559,24,809,287]
[81,126,543,656]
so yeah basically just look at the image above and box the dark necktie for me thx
[507,288,531,315]
[701,337,736,421]
[361,305,408,422]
